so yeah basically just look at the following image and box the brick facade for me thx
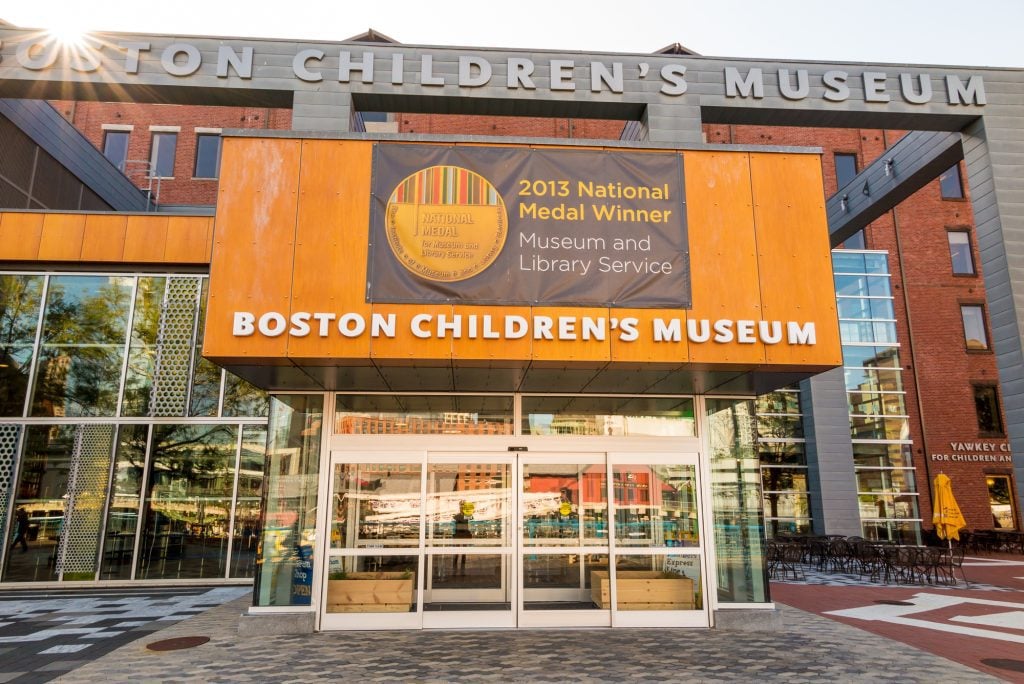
[49,101,291,206]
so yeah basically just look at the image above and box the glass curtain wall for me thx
[706,398,768,603]
[523,396,695,436]
[755,389,811,537]
[253,395,323,607]
[832,251,921,544]
[0,271,269,583]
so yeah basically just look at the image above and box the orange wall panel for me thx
[683,152,765,366]
[204,138,303,360]
[123,215,169,262]
[451,305,533,361]
[529,306,613,363]
[287,140,374,360]
[611,308,689,363]
[37,213,86,261]
[370,303,454,360]
[202,139,840,374]
[0,212,44,260]
[0,212,215,265]
[750,153,842,367]
[164,216,213,263]
[81,215,127,261]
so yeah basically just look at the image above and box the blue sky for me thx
[3,0,1021,68]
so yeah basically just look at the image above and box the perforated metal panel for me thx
[148,277,201,417]
[56,424,114,577]
[0,424,20,548]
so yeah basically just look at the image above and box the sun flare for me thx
[44,14,91,47]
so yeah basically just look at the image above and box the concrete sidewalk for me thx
[59,596,996,683]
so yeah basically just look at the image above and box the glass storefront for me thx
[523,396,695,437]
[335,394,512,435]
[252,395,322,606]
[1,421,264,582]
[0,272,795,624]
[320,449,706,629]
[756,389,811,537]
[0,271,268,582]
[706,398,769,604]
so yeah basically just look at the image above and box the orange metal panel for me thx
[610,308,689,363]
[204,138,302,360]
[287,140,374,360]
[197,140,840,377]
[0,212,44,260]
[369,304,454,361]
[528,306,613,362]
[684,152,766,366]
[81,215,127,262]
[164,216,214,264]
[123,215,169,262]
[37,213,86,261]
[750,153,842,367]
[451,305,533,361]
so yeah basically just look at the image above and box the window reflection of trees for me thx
[139,424,237,579]
[121,277,164,417]
[31,277,133,417]
[755,393,810,538]
[0,275,43,415]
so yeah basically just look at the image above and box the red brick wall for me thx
[49,101,292,206]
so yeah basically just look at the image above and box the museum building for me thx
[0,24,1021,631]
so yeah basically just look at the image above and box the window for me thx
[947,231,975,275]
[193,133,221,179]
[842,230,866,250]
[987,475,1017,529]
[939,164,964,199]
[974,385,1004,435]
[960,304,989,350]
[149,132,177,178]
[102,131,129,171]
[834,153,858,188]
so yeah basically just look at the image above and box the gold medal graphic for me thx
[385,165,508,282]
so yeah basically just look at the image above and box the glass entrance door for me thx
[423,454,515,628]
[518,454,611,627]
[608,453,704,627]
[518,453,705,628]
[320,450,706,630]
[321,454,424,630]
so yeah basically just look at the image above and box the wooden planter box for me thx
[590,570,694,610]
[326,572,414,613]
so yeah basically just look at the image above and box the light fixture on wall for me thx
[883,158,895,176]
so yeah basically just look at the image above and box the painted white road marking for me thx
[38,643,91,654]
[949,610,1024,630]
[826,593,1024,644]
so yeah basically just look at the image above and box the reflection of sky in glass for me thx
[529,414,553,432]
[52,275,132,304]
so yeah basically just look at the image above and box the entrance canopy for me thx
[202,136,840,393]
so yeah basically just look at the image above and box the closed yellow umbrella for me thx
[932,473,967,541]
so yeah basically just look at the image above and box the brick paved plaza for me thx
[2,554,1023,683]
